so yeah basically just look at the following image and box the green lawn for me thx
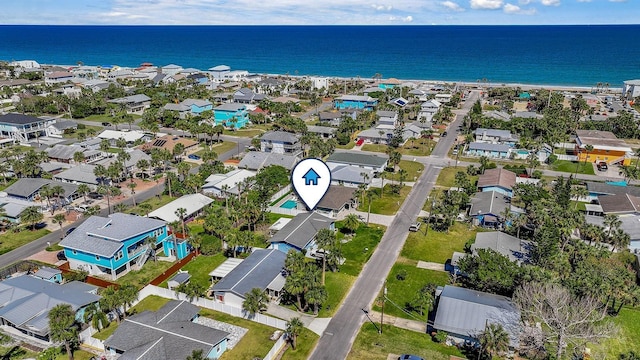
[62,124,104,139]
[550,160,595,175]
[435,166,477,189]
[385,160,424,182]
[361,144,388,153]
[208,141,238,155]
[357,185,411,215]
[115,259,176,288]
[362,142,434,157]
[401,222,478,264]
[280,328,319,360]
[0,229,51,255]
[223,128,265,138]
[92,321,119,340]
[128,194,176,216]
[320,272,355,317]
[373,262,450,320]
[0,178,17,192]
[174,253,227,289]
[348,322,463,360]
[590,307,640,358]
[336,140,355,150]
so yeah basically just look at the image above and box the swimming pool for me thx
[280,199,298,209]
[516,150,529,155]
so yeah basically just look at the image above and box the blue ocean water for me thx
[0,25,638,87]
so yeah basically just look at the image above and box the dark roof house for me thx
[269,212,334,252]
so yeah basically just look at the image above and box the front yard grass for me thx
[549,159,595,175]
[176,253,227,289]
[357,185,411,215]
[0,229,51,255]
[203,140,238,156]
[401,222,477,263]
[114,259,175,288]
[128,194,176,216]
[348,322,463,360]
[434,166,477,189]
[385,160,425,182]
[280,328,319,360]
[223,128,264,138]
[590,306,640,358]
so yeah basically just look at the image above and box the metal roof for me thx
[213,249,286,298]
[53,164,99,185]
[148,193,213,223]
[209,258,244,279]
[3,178,78,199]
[472,231,532,262]
[268,212,334,249]
[260,131,299,143]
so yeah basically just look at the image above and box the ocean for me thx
[0,25,638,87]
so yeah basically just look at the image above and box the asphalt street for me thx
[307,91,479,360]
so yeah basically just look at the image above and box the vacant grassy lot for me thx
[223,128,264,138]
[280,328,319,360]
[385,160,425,182]
[357,185,411,215]
[434,166,477,189]
[0,229,51,255]
[128,194,176,216]
[550,159,595,175]
[401,222,478,264]
[590,306,640,358]
[348,322,463,360]
[209,140,238,155]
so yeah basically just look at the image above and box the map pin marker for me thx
[291,158,332,211]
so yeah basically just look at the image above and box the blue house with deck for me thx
[213,103,249,129]
[60,213,188,280]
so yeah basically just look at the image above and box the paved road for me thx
[308,91,480,360]
[0,182,165,268]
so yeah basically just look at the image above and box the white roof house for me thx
[148,193,214,223]
[202,169,256,197]
[97,129,147,143]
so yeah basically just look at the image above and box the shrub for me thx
[532,170,543,179]
[64,270,88,282]
[432,330,448,343]
[396,269,407,281]
[200,241,222,256]
[76,123,86,130]
[547,154,558,164]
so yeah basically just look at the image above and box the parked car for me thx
[442,131,448,137]
[399,355,424,360]
[34,222,47,230]
[187,154,201,160]
[88,192,104,200]
[597,162,608,171]
[65,227,76,236]
[101,122,111,127]
[409,222,421,232]
[56,251,67,261]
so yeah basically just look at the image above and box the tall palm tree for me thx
[242,287,269,317]
[478,323,510,359]
[604,214,622,238]
[315,228,336,285]
[145,235,158,261]
[139,202,152,217]
[175,207,187,237]
[20,206,43,230]
[48,304,78,360]
[53,213,66,240]
[118,284,138,319]
[77,183,90,204]
[83,303,108,332]
[286,317,304,350]
[127,181,137,206]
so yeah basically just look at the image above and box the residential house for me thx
[417,99,441,127]
[306,126,336,139]
[432,285,520,348]
[466,142,511,159]
[597,193,640,215]
[141,135,198,154]
[585,214,640,250]
[256,77,284,94]
[474,128,517,144]
[575,130,632,165]
[376,110,398,127]
[148,193,214,223]
[107,69,135,80]
[46,120,77,138]
[105,300,229,360]
[316,186,357,218]
[53,164,101,188]
[94,149,151,175]
[260,131,302,155]
[163,103,190,119]
[477,168,517,198]
[45,71,74,85]
[45,144,102,164]
[0,195,44,223]
[471,231,532,263]
[319,112,343,126]
[3,178,79,203]
[213,103,249,129]
[378,78,401,90]
[209,65,231,81]
[202,169,256,198]
[0,113,55,143]
[212,249,286,307]
[356,128,393,145]
[233,88,265,104]
[326,152,388,174]
[334,95,377,111]
[484,110,512,121]
[310,76,329,90]
[469,191,524,227]
[0,275,100,342]
[97,129,148,146]
[161,64,183,76]
[107,94,151,115]
[59,213,183,280]
[623,79,640,100]
[269,212,335,254]
[32,267,63,284]
[585,181,640,202]
[181,98,213,115]
[238,152,299,171]
[330,165,373,187]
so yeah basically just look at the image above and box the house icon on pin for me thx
[302,168,321,185]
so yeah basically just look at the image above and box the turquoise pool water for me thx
[517,150,529,155]
[280,200,298,209]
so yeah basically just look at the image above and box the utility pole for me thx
[380,282,387,334]
[361,308,380,333]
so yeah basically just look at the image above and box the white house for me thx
[417,99,441,127]
[202,169,256,198]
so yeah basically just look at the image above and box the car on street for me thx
[597,162,608,171]
[187,154,201,160]
[56,251,67,261]
[441,131,448,137]
[101,122,111,126]
[398,355,424,360]
[409,222,421,232]
[65,227,76,236]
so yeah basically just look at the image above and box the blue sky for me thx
[0,0,636,25]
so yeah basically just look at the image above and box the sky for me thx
[0,0,637,25]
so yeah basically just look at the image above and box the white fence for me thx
[270,185,291,203]
[263,334,288,360]
[269,206,304,216]
[79,326,105,351]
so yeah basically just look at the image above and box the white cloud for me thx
[442,1,465,11]
[609,0,626,2]
[576,0,591,2]
[518,0,530,4]
[540,0,560,6]
[503,3,537,13]
[371,4,393,11]
[389,15,414,22]
[470,0,504,10]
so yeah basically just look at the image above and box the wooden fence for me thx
[149,251,195,286]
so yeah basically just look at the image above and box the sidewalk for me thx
[368,310,427,334]
[336,209,395,227]
[265,303,332,336]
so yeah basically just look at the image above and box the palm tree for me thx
[145,235,158,261]
[114,203,128,213]
[478,323,510,359]
[127,181,137,206]
[304,286,327,315]
[20,206,43,230]
[77,184,90,204]
[611,228,631,253]
[139,202,152,217]
[118,284,139,319]
[366,190,374,225]
[315,228,336,285]
[242,287,269,317]
[604,214,622,238]
[83,303,108,332]
[100,286,122,323]
[53,213,66,240]
[73,151,85,164]
[186,349,205,360]
[342,214,361,234]
[175,207,188,237]
[48,304,78,360]
[190,233,202,256]
[286,317,304,350]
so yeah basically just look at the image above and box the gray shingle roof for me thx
[59,213,167,257]
[260,131,299,143]
[472,231,532,262]
[0,275,99,334]
[0,113,47,125]
[108,94,151,104]
[45,144,86,160]
[269,212,334,249]
[434,285,520,347]
[213,249,286,297]
[327,152,388,168]
[3,178,78,199]
[105,300,228,360]
[238,152,298,171]
[317,186,356,211]
[53,164,99,185]
[33,266,62,280]
[214,103,245,112]
[330,165,372,184]
[50,120,77,131]
[585,181,640,197]
[470,191,523,217]
[307,126,337,135]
